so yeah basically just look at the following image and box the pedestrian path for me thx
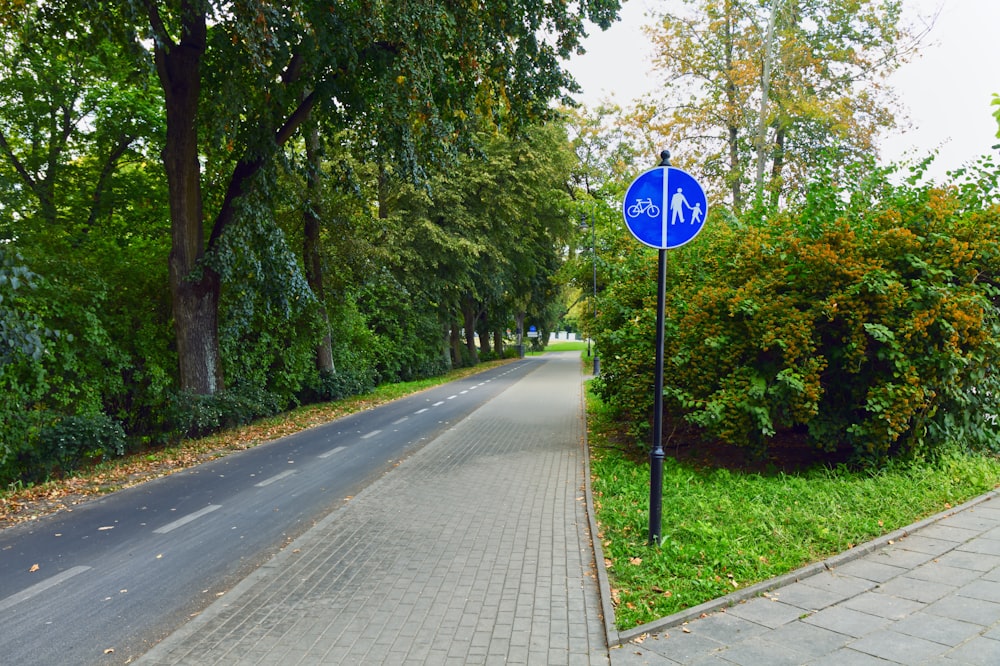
[609,491,1000,665]
[137,349,1000,666]
[139,353,608,665]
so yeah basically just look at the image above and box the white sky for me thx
[565,0,1000,182]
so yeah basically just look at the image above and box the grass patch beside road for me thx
[587,385,1000,631]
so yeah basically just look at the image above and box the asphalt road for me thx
[0,360,535,665]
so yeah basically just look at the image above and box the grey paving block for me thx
[870,546,938,569]
[800,571,877,598]
[917,523,982,544]
[848,628,951,663]
[935,549,1000,572]
[957,537,1000,557]
[627,630,726,664]
[608,644,683,666]
[957,578,1000,603]
[941,508,1000,532]
[714,635,812,666]
[890,534,963,557]
[804,647,899,665]
[924,595,1000,626]
[679,611,770,645]
[726,598,812,629]
[802,606,893,638]
[943,636,1000,665]
[775,580,865,612]
[763,621,852,658]
[891,611,982,647]
[834,559,908,584]
[907,560,986,587]
[873,575,957,603]
[841,591,926,620]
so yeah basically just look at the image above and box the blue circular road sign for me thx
[622,166,708,249]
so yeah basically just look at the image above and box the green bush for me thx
[36,413,127,474]
[595,158,1000,465]
[166,385,285,439]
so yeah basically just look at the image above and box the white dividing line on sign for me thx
[153,504,222,534]
[0,566,92,612]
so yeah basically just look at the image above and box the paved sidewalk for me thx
[610,491,1000,665]
[139,353,608,665]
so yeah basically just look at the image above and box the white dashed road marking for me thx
[154,505,223,534]
[0,566,92,612]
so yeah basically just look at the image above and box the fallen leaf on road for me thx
[104,648,114,654]
[29,564,39,573]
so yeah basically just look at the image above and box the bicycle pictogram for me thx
[627,197,660,218]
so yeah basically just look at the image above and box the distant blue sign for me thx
[622,167,708,249]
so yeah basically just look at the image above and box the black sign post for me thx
[621,150,709,545]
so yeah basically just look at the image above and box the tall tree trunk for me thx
[153,6,223,394]
[450,323,463,367]
[303,114,334,374]
[769,125,786,209]
[755,0,781,201]
[493,329,504,357]
[723,0,743,212]
[479,317,492,356]
[441,321,453,370]
[462,295,480,364]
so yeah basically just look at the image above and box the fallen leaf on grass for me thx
[629,556,642,565]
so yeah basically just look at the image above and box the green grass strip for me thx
[588,386,1000,630]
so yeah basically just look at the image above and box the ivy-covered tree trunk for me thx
[154,7,224,394]
[303,116,334,375]
[477,309,492,356]
[450,323,463,367]
[462,295,480,364]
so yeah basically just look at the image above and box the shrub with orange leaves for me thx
[594,156,1000,465]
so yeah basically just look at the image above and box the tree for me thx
[53,0,622,395]
[0,5,160,234]
[643,0,917,211]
